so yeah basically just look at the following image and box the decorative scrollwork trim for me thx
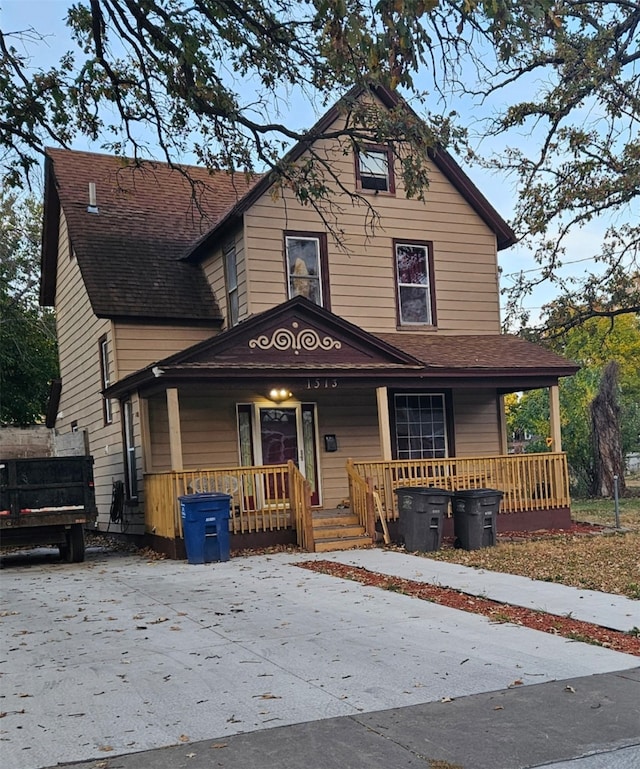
[249,326,342,354]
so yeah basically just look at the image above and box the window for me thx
[394,240,435,326]
[393,393,448,460]
[223,239,239,327]
[98,335,113,424]
[284,232,330,308]
[122,399,137,499]
[356,145,395,193]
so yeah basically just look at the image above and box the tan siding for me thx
[243,106,502,335]
[453,390,502,456]
[200,227,249,328]
[54,211,123,526]
[113,323,218,377]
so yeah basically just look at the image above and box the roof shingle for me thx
[44,148,259,320]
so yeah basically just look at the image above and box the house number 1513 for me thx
[306,378,338,389]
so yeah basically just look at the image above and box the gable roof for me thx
[40,148,259,320]
[105,297,577,398]
[184,83,516,261]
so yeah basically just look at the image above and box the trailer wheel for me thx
[61,525,85,563]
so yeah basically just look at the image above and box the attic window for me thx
[356,145,395,194]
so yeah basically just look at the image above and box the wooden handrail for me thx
[287,460,314,552]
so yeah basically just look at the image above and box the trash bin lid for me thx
[452,488,503,498]
[394,486,453,497]
[178,492,232,502]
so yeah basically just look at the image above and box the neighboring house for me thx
[40,85,578,556]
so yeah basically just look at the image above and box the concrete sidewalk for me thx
[304,549,640,632]
[1,546,638,769]
[44,667,640,769]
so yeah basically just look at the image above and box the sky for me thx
[1,0,609,326]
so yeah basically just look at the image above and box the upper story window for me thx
[394,240,436,326]
[284,232,330,309]
[98,335,113,424]
[356,144,395,194]
[223,239,239,327]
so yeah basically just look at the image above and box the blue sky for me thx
[2,0,606,325]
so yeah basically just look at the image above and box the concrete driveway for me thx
[0,545,638,769]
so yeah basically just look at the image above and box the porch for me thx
[143,452,571,555]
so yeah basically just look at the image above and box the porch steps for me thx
[312,509,372,552]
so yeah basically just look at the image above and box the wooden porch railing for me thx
[287,460,314,552]
[144,462,315,550]
[351,452,570,520]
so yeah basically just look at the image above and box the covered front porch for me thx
[143,451,571,555]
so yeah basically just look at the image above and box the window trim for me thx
[223,238,239,327]
[355,143,395,194]
[393,238,437,328]
[389,390,455,460]
[283,231,331,310]
[98,335,113,425]
[121,398,138,500]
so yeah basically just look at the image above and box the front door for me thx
[255,404,320,506]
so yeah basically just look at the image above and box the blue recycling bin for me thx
[178,492,232,564]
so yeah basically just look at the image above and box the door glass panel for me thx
[260,408,298,465]
[302,406,316,494]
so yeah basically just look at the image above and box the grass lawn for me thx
[423,493,640,600]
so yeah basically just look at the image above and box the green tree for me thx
[0,190,59,425]
[1,1,639,331]
[511,312,640,495]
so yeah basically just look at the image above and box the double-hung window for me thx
[394,393,448,460]
[99,335,113,425]
[122,399,138,500]
[223,239,239,327]
[394,240,435,326]
[284,232,330,308]
[356,145,394,193]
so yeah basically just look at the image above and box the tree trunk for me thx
[590,361,626,497]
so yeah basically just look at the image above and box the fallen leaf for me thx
[211,743,228,749]
[186,752,196,758]
[494,706,504,710]
[253,693,281,700]
[440,696,453,703]
[98,745,113,752]
[178,734,189,742]
[565,685,576,693]
[509,680,524,687]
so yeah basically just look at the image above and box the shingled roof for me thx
[41,148,259,320]
[377,333,579,377]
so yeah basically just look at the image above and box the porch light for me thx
[269,388,292,402]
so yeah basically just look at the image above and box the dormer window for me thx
[356,145,395,194]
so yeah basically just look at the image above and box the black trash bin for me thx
[452,489,503,550]
[178,492,232,565]
[394,487,452,552]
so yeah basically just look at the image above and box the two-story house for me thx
[40,84,578,556]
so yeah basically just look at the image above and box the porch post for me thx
[549,385,562,452]
[376,387,393,460]
[498,394,508,455]
[138,395,153,473]
[166,388,184,471]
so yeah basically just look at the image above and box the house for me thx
[40,85,578,556]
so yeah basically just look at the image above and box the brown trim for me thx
[393,239,437,328]
[45,378,62,428]
[283,232,331,310]
[40,155,60,307]
[98,334,113,425]
[354,143,396,195]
